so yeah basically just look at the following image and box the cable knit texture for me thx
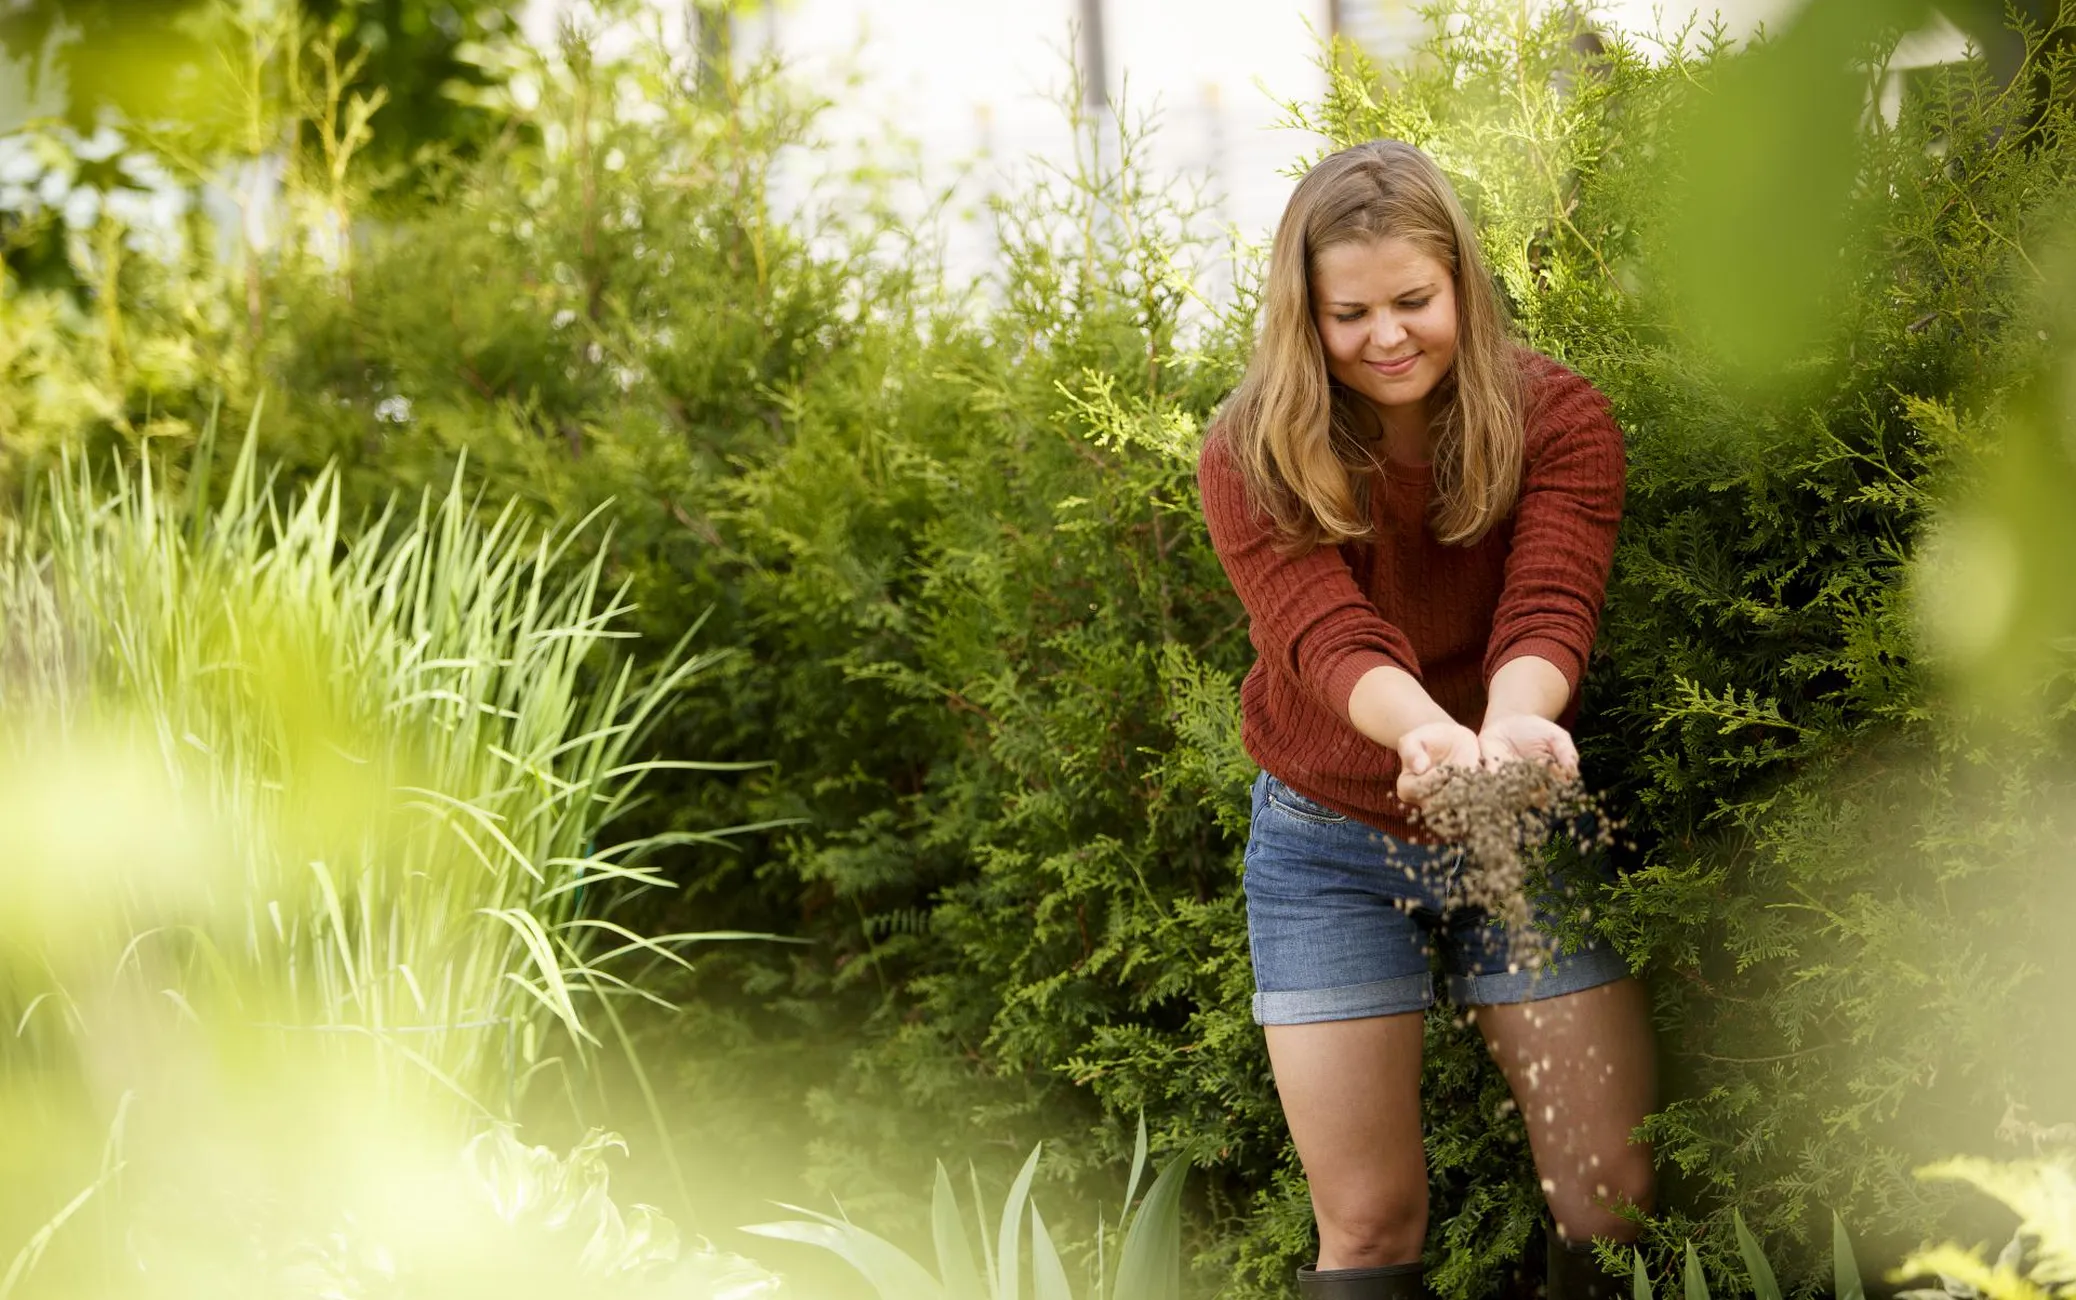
[1198,350,1625,839]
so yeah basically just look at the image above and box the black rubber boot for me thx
[1546,1236,1631,1300]
[1295,1260,1427,1298]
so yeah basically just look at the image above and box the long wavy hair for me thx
[1221,139,1524,551]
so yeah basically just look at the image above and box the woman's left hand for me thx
[1477,713,1579,777]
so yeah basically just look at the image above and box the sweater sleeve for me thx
[1482,362,1627,692]
[1198,431,1422,718]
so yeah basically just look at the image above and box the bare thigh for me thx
[1473,977,1657,1243]
[1264,1012,1428,1270]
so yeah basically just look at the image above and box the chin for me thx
[1372,374,1439,405]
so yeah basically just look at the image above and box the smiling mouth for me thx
[1365,353,1420,375]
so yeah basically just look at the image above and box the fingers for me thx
[1477,733,1518,770]
[1396,763,1446,807]
[1397,723,1483,806]
[1478,718,1580,778]
[1533,725,1579,776]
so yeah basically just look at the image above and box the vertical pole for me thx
[975,101,1000,268]
[1201,80,1231,303]
[1328,0,1344,39]
[695,1,730,100]
[1077,0,1109,116]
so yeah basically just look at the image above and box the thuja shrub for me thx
[650,101,1275,1240]
[718,9,2076,1300]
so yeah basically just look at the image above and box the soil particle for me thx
[1411,761,1612,965]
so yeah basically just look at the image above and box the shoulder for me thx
[1197,411,1299,542]
[1197,419,1227,482]
[1514,348,1615,432]
[1511,348,1623,462]
[1196,416,1250,519]
[1197,412,1249,488]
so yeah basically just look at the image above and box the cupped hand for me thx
[1394,720,1483,807]
[1476,713,1579,777]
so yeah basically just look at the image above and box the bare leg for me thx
[1473,978,1657,1243]
[1264,1012,1429,1270]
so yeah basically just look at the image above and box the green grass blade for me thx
[1118,1113,1149,1239]
[743,1210,947,1300]
[1733,1211,1782,1300]
[970,1164,997,1285]
[1833,1212,1864,1300]
[478,908,594,1045]
[1030,1204,1074,1300]
[0,1094,130,1300]
[1634,1248,1654,1300]
[1111,1147,1187,1300]
[933,1162,986,1300]
[584,963,691,1213]
[0,1173,108,1299]
[997,1144,1044,1300]
[1683,1242,1710,1300]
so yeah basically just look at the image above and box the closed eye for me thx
[1399,298,1431,309]
[1334,311,1365,323]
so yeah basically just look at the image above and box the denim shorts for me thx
[1243,770,1629,1025]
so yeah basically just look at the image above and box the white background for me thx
[515,0,1818,287]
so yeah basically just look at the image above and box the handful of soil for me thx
[1412,761,1611,966]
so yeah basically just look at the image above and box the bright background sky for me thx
[516,0,1820,284]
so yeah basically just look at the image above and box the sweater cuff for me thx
[1488,637,1586,692]
[1322,649,1407,721]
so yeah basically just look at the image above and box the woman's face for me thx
[1310,236,1459,432]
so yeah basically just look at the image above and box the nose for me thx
[1368,312,1407,353]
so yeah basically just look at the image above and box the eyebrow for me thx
[1323,284,1437,308]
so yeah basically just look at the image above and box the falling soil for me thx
[1411,761,1614,968]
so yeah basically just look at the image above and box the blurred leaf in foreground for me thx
[1658,0,1928,381]
[1915,225,2076,710]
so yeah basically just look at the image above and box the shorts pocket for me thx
[1263,776,1349,825]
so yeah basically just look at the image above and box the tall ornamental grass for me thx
[0,422,759,1292]
[0,425,734,1101]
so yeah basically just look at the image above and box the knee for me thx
[1546,1147,1655,1243]
[1314,1185,1429,1266]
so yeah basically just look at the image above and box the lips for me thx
[1365,353,1420,377]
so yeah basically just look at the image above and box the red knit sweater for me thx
[1198,350,1626,839]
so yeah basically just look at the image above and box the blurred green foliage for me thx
[0,0,505,166]
[1893,1156,2076,1299]
[6,2,2076,1298]
[1657,0,2066,384]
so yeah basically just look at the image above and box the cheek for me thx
[1416,304,1460,357]
[1315,320,1359,364]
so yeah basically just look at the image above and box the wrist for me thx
[1348,665,1452,752]
[1396,705,1459,746]
[1483,656,1572,730]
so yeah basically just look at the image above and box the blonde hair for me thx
[1221,139,1524,550]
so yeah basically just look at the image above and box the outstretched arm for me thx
[1350,663,1483,805]
[1479,362,1626,777]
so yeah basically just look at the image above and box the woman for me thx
[1197,140,1654,1300]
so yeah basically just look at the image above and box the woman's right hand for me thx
[1394,720,1482,807]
